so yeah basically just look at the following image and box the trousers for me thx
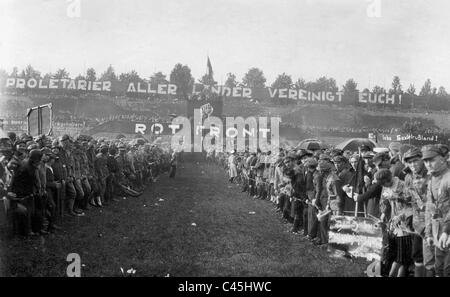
[435,247,450,277]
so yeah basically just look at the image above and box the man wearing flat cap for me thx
[332,155,352,215]
[422,144,450,277]
[44,152,62,232]
[289,152,308,234]
[403,147,433,277]
[304,157,319,239]
[59,134,83,216]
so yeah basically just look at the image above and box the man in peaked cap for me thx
[403,147,433,277]
[59,134,84,217]
[8,149,43,236]
[312,159,336,246]
[247,151,259,197]
[72,141,87,212]
[78,139,94,210]
[437,144,450,166]
[422,144,450,277]
[304,157,319,240]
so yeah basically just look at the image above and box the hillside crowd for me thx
[209,142,450,277]
[0,132,176,238]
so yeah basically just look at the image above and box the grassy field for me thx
[1,160,368,277]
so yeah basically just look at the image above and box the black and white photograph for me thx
[0,0,450,282]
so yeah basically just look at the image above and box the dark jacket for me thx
[9,160,38,197]
[357,182,383,218]
[45,165,58,191]
[390,156,406,181]
[107,155,119,174]
[51,158,65,182]
[291,165,306,200]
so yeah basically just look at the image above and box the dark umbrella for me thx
[335,138,376,152]
[116,134,126,140]
[296,139,322,151]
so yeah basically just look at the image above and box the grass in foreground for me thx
[1,160,368,276]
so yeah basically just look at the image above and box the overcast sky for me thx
[1,0,449,90]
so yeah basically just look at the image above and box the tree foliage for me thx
[271,73,293,89]
[342,78,358,94]
[389,76,402,95]
[406,83,416,95]
[75,74,86,80]
[311,76,338,92]
[23,64,41,79]
[150,71,169,85]
[10,67,19,78]
[372,85,386,94]
[437,86,447,97]
[0,68,8,80]
[119,70,142,84]
[242,68,266,88]
[224,73,238,88]
[198,73,217,86]
[419,79,432,96]
[295,78,306,89]
[86,68,96,81]
[170,63,194,98]
[53,68,70,79]
[100,65,118,81]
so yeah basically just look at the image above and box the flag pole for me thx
[353,146,362,217]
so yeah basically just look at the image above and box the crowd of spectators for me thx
[209,141,450,277]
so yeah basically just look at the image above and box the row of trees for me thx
[0,64,448,98]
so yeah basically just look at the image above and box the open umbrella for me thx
[130,138,147,146]
[335,138,377,152]
[296,139,322,151]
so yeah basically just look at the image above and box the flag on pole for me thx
[352,148,366,217]
[206,56,213,81]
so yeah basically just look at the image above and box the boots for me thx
[96,196,103,207]
[414,265,425,277]
[425,269,435,277]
